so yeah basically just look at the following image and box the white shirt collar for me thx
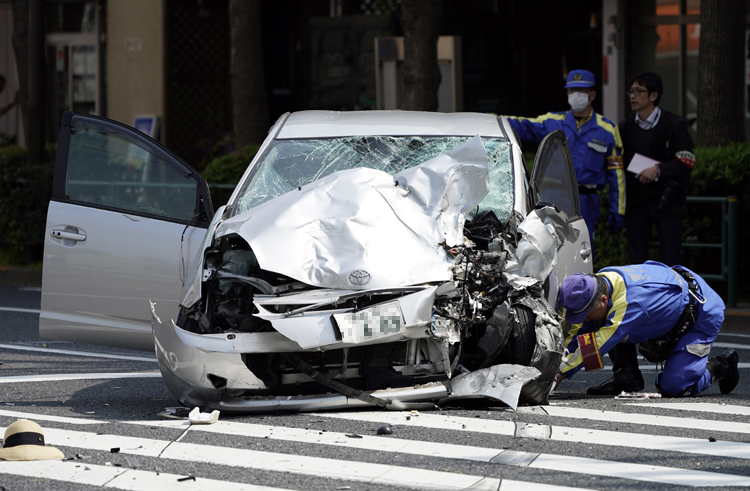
[635,107,661,130]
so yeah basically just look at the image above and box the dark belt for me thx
[578,185,598,195]
[662,268,699,341]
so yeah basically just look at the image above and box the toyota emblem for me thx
[349,270,372,285]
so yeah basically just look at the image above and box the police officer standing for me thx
[506,69,625,257]
[556,262,739,398]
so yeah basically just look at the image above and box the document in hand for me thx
[627,153,661,174]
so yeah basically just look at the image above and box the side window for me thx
[65,121,198,221]
[532,132,580,218]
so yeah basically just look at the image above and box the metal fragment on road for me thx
[490,450,540,466]
[443,364,541,410]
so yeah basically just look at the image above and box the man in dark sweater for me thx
[587,72,696,396]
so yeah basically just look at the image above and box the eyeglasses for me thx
[627,88,648,96]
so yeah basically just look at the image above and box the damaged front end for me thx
[152,136,575,413]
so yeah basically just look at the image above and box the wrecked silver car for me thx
[40,110,592,412]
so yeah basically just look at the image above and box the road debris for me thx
[158,407,192,419]
[124,456,140,469]
[177,475,196,482]
[188,407,220,425]
[376,425,393,435]
[614,392,662,399]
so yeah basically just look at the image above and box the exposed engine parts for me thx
[176,205,572,408]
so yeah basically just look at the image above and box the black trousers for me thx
[607,342,641,378]
[625,203,683,266]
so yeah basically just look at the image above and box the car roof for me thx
[276,110,507,139]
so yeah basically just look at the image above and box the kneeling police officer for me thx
[556,261,739,397]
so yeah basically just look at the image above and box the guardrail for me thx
[683,196,737,308]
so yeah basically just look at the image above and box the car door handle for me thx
[580,243,592,260]
[50,229,86,242]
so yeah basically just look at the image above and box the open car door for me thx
[40,112,213,351]
[529,130,593,305]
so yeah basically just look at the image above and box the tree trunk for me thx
[400,0,442,111]
[229,0,269,148]
[696,0,745,147]
[11,0,29,147]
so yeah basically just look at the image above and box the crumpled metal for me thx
[214,136,490,290]
[512,293,565,406]
[504,206,580,282]
[443,364,541,410]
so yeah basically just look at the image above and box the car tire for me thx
[506,305,536,366]
[507,302,562,406]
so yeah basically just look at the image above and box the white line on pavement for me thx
[0,425,592,491]
[631,402,750,416]
[0,372,161,383]
[717,332,750,339]
[316,411,750,461]
[0,306,41,314]
[712,342,750,350]
[0,343,157,362]
[0,460,291,491]
[125,416,749,487]
[517,405,750,434]
[0,409,106,424]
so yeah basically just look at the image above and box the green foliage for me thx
[202,144,261,207]
[0,146,55,263]
[523,151,535,174]
[691,143,750,208]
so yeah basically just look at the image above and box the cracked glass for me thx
[233,136,514,219]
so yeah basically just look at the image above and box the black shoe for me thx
[587,369,645,396]
[718,349,740,394]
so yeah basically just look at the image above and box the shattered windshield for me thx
[233,136,514,219]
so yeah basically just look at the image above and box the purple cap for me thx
[559,274,598,325]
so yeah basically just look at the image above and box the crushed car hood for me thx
[214,135,490,290]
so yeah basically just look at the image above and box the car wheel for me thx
[506,302,561,406]
[506,305,536,365]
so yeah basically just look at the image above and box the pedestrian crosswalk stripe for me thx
[126,416,750,487]
[712,341,750,350]
[317,411,750,460]
[518,405,750,434]
[0,425,590,491]
[0,372,161,383]
[0,460,292,491]
[717,332,750,339]
[632,402,750,416]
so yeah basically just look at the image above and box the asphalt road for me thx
[1,285,750,491]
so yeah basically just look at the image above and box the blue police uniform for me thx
[560,261,725,396]
[506,70,624,256]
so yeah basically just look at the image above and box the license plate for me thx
[332,301,404,344]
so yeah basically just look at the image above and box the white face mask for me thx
[568,92,590,113]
